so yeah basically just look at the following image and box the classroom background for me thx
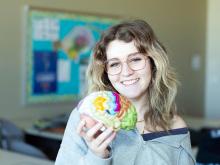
[0,0,220,164]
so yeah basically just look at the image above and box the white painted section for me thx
[205,0,220,118]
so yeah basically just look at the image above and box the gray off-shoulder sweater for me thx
[55,108,196,165]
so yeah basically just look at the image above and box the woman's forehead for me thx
[106,40,138,60]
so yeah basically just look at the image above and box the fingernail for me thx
[100,126,106,131]
[81,120,86,125]
[98,122,103,126]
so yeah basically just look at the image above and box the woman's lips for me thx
[121,78,139,86]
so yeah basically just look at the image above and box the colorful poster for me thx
[33,51,57,94]
[25,7,120,104]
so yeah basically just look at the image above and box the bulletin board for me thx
[24,6,120,104]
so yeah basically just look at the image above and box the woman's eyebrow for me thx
[128,52,140,56]
[106,57,120,62]
[107,52,140,61]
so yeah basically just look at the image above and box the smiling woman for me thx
[55,20,195,165]
[105,40,152,101]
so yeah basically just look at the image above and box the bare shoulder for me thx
[171,115,187,129]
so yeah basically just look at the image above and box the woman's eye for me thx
[130,58,142,62]
[109,62,120,68]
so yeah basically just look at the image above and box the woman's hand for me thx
[76,117,116,158]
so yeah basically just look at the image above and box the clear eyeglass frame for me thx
[105,52,149,75]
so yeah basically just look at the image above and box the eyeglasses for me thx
[105,53,149,75]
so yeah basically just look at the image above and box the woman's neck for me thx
[130,94,149,121]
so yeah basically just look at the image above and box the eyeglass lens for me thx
[106,53,147,75]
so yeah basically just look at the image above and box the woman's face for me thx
[106,40,152,101]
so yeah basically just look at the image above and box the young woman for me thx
[55,20,195,165]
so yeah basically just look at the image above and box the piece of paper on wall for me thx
[33,18,59,41]
[57,60,71,82]
[80,64,88,96]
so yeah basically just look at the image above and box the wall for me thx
[205,0,220,118]
[0,0,207,127]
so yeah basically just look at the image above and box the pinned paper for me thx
[57,60,71,82]
[33,18,59,41]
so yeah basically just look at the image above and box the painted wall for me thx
[0,0,206,127]
[205,0,220,118]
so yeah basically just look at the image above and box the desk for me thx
[183,116,220,130]
[26,128,63,141]
[25,128,63,160]
[0,149,54,165]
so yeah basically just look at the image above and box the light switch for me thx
[191,54,201,71]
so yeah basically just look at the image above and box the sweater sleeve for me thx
[177,148,196,165]
[55,108,112,165]
[177,134,196,165]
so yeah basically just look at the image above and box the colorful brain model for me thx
[78,91,137,131]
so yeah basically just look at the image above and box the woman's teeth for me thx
[122,78,139,85]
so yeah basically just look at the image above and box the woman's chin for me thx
[120,92,141,100]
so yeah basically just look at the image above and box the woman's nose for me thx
[121,62,134,76]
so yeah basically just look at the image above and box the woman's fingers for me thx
[77,119,116,158]
[98,131,116,151]
[77,119,116,153]
[76,119,86,136]
[84,122,103,141]
[93,127,114,146]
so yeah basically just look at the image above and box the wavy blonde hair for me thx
[86,20,178,131]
